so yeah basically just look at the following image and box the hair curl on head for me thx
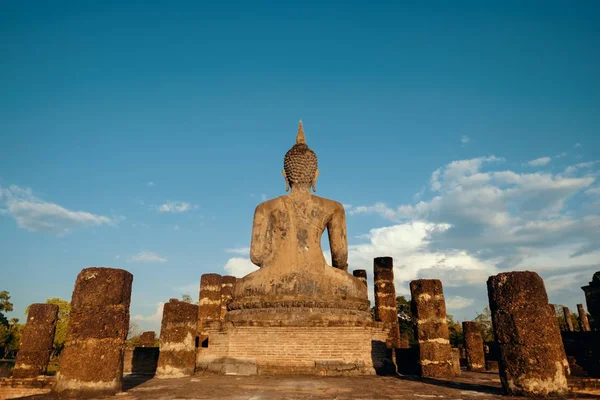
[284,143,318,186]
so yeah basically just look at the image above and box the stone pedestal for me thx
[156,299,198,378]
[563,307,574,332]
[53,267,133,396]
[352,270,367,287]
[410,279,454,378]
[12,304,58,378]
[198,274,222,330]
[374,257,400,348]
[139,331,156,347]
[577,304,591,332]
[462,321,485,372]
[487,271,569,396]
[220,276,237,320]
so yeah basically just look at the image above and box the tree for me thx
[181,294,193,304]
[0,290,14,327]
[396,296,415,344]
[473,307,495,343]
[0,317,22,359]
[446,314,463,347]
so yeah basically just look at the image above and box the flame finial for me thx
[296,120,305,144]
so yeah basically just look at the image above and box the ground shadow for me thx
[394,374,505,396]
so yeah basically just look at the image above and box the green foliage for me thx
[396,296,415,344]
[473,307,495,343]
[181,294,193,304]
[0,290,14,328]
[446,314,463,347]
[0,318,23,359]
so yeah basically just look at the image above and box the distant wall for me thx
[0,377,54,398]
[123,347,160,376]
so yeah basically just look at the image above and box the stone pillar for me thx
[563,306,574,332]
[373,257,400,348]
[577,304,591,332]
[54,267,133,396]
[198,273,222,330]
[139,331,156,347]
[399,332,410,349]
[410,279,454,378]
[462,321,485,372]
[12,304,59,378]
[353,269,367,287]
[156,299,198,378]
[487,271,569,397]
[582,272,600,330]
[220,276,237,320]
[451,348,461,376]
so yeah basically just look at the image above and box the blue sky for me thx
[1,1,599,332]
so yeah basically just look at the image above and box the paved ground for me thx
[20,371,600,400]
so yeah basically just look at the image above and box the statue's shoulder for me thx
[310,195,345,212]
[255,197,285,213]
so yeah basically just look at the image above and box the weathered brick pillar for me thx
[451,348,461,376]
[198,273,222,330]
[487,271,569,396]
[462,321,485,371]
[12,304,59,378]
[410,279,454,378]
[563,306,574,332]
[156,299,198,378]
[577,303,591,332]
[54,267,133,396]
[139,331,156,347]
[220,276,237,319]
[353,269,368,287]
[373,257,400,348]
[399,332,410,349]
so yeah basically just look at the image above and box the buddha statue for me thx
[228,121,370,323]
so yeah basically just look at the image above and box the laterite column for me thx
[563,307,574,331]
[462,321,485,371]
[156,299,198,378]
[410,279,454,378]
[12,304,58,378]
[54,267,133,396]
[220,276,237,319]
[139,331,156,347]
[373,257,400,348]
[487,271,569,396]
[577,304,591,332]
[198,273,222,330]
[353,269,368,287]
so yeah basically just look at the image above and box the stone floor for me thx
[16,372,600,400]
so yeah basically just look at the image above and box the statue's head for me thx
[283,121,319,192]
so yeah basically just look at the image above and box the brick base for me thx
[0,377,54,399]
[196,322,390,375]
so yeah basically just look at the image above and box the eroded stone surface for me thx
[198,273,222,328]
[53,267,133,397]
[463,321,485,372]
[13,304,58,378]
[220,275,237,319]
[352,269,367,287]
[563,306,574,332]
[139,331,156,348]
[487,271,569,397]
[582,271,600,331]
[374,257,401,348]
[156,299,198,379]
[410,279,454,379]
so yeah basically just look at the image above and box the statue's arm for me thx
[250,204,267,267]
[327,204,349,272]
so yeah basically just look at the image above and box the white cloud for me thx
[446,296,475,310]
[586,188,600,195]
[574,143,581,148]
[461,135,470,145]
[556,152,568,158]
[225,247,250,255]
[173,225,180,231]
[129,251,167,263]
[0,184,117,235]
[224,257,259,277]
[157,201,197,213]
[342,204,353,210]
[147,181,155,187]
[132,302,164,332]
[527,157,551,167]
[115,255,121,260]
